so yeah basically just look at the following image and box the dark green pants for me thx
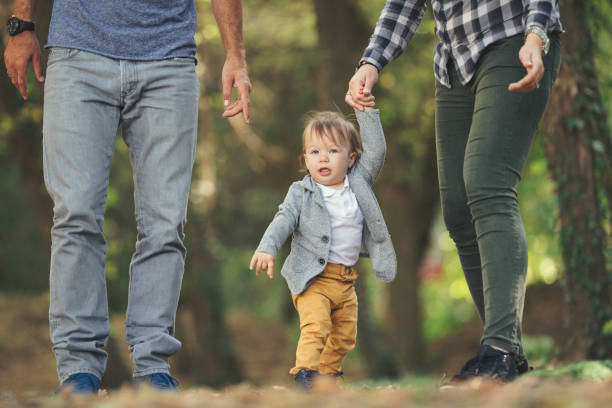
[435,33,561,354]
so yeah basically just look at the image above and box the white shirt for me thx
[316,177,364,266]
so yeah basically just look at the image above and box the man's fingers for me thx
[249,255,256,271]
[222,75,233,107]
[33,51,45,82]
[237,82,251,123]
[222,100,244,118]
[17,68,28,99]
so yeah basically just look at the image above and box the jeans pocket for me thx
[47,47,81,66]
[171,56,197,65]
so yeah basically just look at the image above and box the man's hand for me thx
[345,63,378,111]
[221,55,251,124]
[4,31,44,100]
[508,33,544,93]
[250,252,275,279]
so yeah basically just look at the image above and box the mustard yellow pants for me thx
[290,263,358,375]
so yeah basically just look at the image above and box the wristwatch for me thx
[6,16,35,36]
[525,25,549,55]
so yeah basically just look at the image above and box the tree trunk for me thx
[541,0,612,359]
[383,139,438,372]
[173,98,243,386]
[0,2,53,259]
[312,0,401,378]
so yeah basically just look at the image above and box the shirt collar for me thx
[316,177,350,197]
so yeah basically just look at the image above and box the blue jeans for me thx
[43,48,199,382]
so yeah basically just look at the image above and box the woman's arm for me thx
[524,0,556,31]
[347,0,427,111]
[354,109,386,183]
[509,0,557,93]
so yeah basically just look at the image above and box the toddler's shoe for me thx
[134,373,180,392]
[55,373,100,395]
[293,368,318,390]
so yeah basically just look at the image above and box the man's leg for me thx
[43,48,121,383]
[120,58,199,377]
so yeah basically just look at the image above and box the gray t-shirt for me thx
[46,0,197,61]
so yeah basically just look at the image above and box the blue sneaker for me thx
[293,369,318,390]
[134,373,180,392]
[56,373,100,395]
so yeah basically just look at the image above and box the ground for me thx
[1,288,610,407]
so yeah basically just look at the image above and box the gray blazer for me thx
[256,109,397,295]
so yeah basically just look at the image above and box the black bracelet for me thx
[356,60,380,73]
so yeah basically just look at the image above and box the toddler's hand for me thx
[250,252,275,279]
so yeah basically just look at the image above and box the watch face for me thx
[7,17,21,35]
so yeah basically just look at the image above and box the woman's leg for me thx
[464,34,561,354]
[435,67,486,324]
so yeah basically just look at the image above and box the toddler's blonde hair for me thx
[300,111,363,171]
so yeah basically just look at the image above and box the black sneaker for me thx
[293,369,318,390]
[472,345,518,382]
[451,354,480,381]
[55,373,100,395]
[443,345,518,387]
[515,353,532,375]
[134,373,179,392]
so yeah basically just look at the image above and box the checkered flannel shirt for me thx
[361,0,562,88]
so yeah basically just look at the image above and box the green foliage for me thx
[523,335,558,367]
[531,360,612,382]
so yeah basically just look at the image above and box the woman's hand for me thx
[345,63,378,111]
[508,33,545,93]
[250,252,275,279]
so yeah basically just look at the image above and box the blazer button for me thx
[318,258,325,265]
[322,235,329,243]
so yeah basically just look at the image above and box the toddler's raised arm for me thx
[355,109,387,183]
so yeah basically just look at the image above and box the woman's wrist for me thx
[525,26,549,55]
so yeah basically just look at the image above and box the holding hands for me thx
[345,63,378,111]
[250,252,275,279]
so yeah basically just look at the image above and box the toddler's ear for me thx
[348,151,357,168]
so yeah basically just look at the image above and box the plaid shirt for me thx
[361,1,562,88]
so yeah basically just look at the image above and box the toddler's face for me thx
[303,133,356,189]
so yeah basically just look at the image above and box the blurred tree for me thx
[313,0,399,378]
[0,1,51,291]
[312,0,440,374]
[542,0,612,359]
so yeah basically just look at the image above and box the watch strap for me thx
[525,25,549,55]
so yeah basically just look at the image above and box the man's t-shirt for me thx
[46,0,197,61]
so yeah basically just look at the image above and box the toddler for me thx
[250,108,396,389]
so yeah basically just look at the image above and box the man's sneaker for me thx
[293,369,318,390]
[134,373,180,392]
[55,373,100,395]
